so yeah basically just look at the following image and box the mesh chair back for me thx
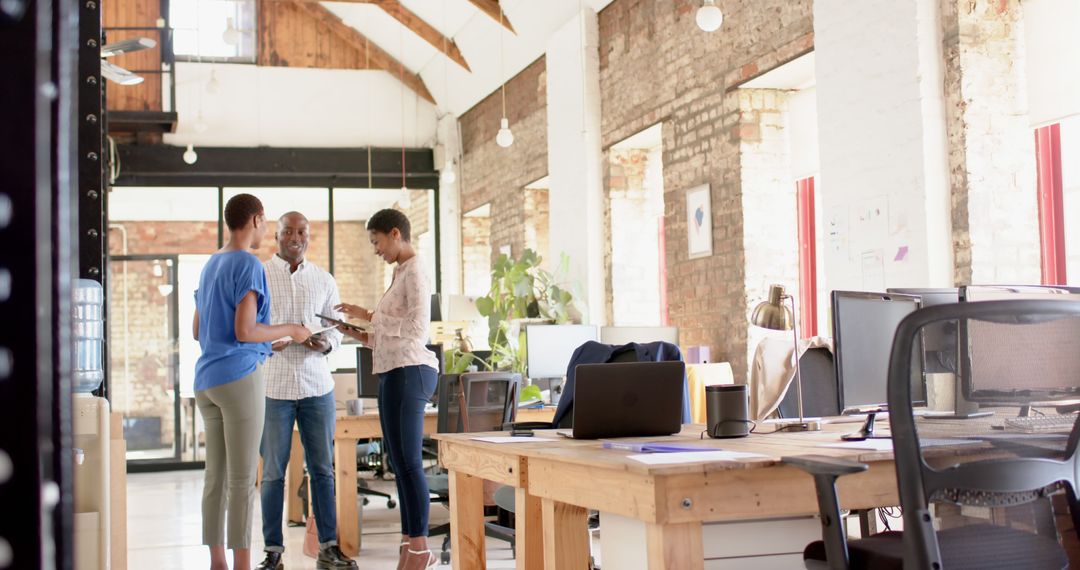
[437,372,521,434]
[886,300,1080,569]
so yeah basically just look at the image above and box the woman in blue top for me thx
[193,194,312,570]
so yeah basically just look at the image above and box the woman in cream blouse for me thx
[337,209,440,570]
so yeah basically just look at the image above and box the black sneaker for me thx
[255,551,283,570]
[317,545,358,569]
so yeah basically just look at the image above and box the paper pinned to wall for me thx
[826,207,849,257]
[851,197,888,257]
[861,250,885,290]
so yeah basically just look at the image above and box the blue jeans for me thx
[260,392,337,552]
[379,365,438,537]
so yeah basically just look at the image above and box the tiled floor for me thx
[126,469,519,569]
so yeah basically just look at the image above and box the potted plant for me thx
[473,249,583,374]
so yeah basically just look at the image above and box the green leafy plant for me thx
[475,249,583,373]
[443,348,490,375]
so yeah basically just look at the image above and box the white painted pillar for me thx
[546,8,606,325]
[814,0,953,291]
[437,114,463,296]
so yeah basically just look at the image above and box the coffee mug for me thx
[706,384,752,438]
[345,399,363,416]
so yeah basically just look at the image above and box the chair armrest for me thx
[783,455,868,570]
[784,454,869,477]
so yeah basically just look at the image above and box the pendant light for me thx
[696,0,723,32]
[222,17,241,46]
[495,10,514,147]
[182,144,198,165]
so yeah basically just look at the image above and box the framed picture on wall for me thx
[686,184,713,259]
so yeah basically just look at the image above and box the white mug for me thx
[345,399,364,416]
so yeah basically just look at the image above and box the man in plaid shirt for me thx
[255,212,357,570]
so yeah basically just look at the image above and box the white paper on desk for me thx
[628,450,769,465]
[823,440,895,451]
[470,436,559,444]
[824,438,981,452]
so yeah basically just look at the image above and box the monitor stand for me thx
[842,411,882,441]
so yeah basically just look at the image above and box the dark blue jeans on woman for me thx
[378,365,438,537]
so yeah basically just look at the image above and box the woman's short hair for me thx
[224,193,264,230]
[367,209,411,242]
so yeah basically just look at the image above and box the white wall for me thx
[788,87,820,181]
[545,8,606,325]
[1023,0,1080,127]
[814,0,952,293]
[437,114,463,295]
[165,62,438,148]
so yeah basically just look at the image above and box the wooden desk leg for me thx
[515,488,545,570]
[334,436,360,556]
[286,430,305,524]
[448,470,486,569]
[541,499,589,570]
[645,522,703,570]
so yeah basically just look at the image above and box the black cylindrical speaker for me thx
[705,384,751,438]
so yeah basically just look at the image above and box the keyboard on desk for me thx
[1002,413,1078,433]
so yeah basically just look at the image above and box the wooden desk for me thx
[286,406,555,557]
[434,423,989,570]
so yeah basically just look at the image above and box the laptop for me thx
[563,361,685,439]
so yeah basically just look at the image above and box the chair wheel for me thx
[440,551,450,565]
[387,499,397,509]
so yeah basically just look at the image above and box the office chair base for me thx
[774,419,822,432]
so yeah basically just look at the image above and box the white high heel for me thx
[407,548,438,568]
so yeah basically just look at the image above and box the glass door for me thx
[108,254,182,464]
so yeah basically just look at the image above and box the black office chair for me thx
[784,299,1080,569]
[427,371,521,564]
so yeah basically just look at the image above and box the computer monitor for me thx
[887,288,960,374]
[525,324,600,379]
[599,326,679,346]
[355,346,379,398]
[959,285,1080,404]
[356,343,443,399]
[832,291,922,412]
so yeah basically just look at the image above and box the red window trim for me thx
[1035,124,1067,285]
[796,177,817,338]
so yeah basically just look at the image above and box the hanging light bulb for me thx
[206,69,220,94]
[157,284,174,297]
[152,260,163,277]
[182,144,198,165]
[222,17,241,46]
[696,0,723,32]
[496,117,514,148]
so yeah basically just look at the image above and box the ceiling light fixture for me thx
[222,17,241,46]
[182,144,198,165]
[696,0,723,32]
[495,10,514,148]
[442,160,457,184]
[206,68,220,94]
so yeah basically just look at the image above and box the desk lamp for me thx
[750,284,821,431]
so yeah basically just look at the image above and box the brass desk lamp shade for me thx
[750,284,821,431]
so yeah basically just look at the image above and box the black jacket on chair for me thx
[550,340,691,428]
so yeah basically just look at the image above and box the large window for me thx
[107,185,438,466]
[1058,116,1080,286]
[170,0,256,62]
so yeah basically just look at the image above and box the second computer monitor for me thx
[887,288,960,374]
[832,291,921,411]
[525,324,600,379]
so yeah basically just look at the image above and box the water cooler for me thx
[73,279,110,570]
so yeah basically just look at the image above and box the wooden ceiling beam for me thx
[288,0,436,104]
[466,0,515,35]
[375,0,471,72]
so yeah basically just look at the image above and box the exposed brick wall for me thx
[598,0,814,379]
[460,58,549,267]
[523,188,550,269]
[462,214,492,297]
[944,0,1039,285]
